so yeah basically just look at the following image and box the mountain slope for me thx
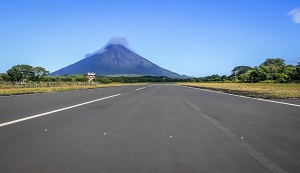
[51,44,183,78]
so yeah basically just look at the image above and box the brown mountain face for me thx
[51,44,184,78]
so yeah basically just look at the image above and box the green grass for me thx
[177,82,300,99]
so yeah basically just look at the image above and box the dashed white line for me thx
[148,84,156,87]
[136,87,146,91]
[182,86,300,108]
[0,94,122,128]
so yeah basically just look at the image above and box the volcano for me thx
[50,39,184,78]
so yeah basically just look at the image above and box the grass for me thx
[177,82,300,99]
[0,83,127,96]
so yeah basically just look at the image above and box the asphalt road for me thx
[0,84,299,173]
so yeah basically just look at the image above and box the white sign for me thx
[88,73,96,82]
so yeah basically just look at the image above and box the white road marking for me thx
[148,84,156,87]
[0,94,121,128]
[136,87,146,91]
[182,86,300,108]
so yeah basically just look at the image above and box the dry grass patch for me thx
[0,83,126,96]
[177,82,300,99]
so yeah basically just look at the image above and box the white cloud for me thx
[85,37,134,58]
[104,37,135,52]
[105,37,129,47]
[287,8,300,24]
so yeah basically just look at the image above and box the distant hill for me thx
[50,43,185,78]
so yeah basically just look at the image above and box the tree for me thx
[249,67,271,82]
[231,66,253,76]
[0,73,10,82]
[258,66,273,80]
[239,70,253,82]
[261,58,285,67]
[282,65,297,81]
[7,64,34,82]
[31,66,49,82]
[188,78,196,83]
[220,75,227,82]
[259,58,286,81]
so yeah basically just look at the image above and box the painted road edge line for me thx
[182,86,300,108]
[0,94,122,128]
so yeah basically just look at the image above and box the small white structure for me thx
[88,73,96,82]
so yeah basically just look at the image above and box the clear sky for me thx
[0,0,299,77]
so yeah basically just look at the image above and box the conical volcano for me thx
[51,41,183,78]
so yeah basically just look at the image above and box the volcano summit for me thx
[51,38,183,78]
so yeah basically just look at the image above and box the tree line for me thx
[229,58,300,82]
[1,58,299,83]
[1,65,49,83]
[180,58,300,83]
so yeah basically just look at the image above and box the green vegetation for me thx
[178,83,300,99]
[6,64,49,82]
[176,58,300,99]
[189,58,300,83]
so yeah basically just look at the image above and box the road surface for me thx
[0,84,299,173]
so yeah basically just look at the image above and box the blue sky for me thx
[0,0,299,77]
